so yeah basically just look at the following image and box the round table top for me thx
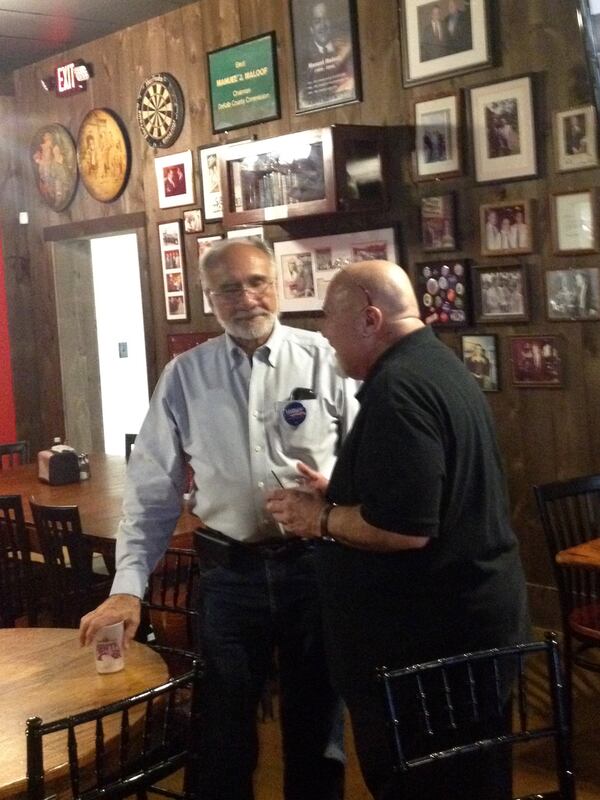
[0,628,169,799]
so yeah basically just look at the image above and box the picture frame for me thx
[154,150,195,209]
[399,0,492,87]
[461,334,499,392]
[289,0,362,114]
[273,228,398,313]
[158,220,189,322]
[415,93,461,179]
[197,234,224,314]
[575,1,600,126]
[207,32,280,133]
[421,193,457,251]
[472,263,529,324]
[555,105,599,172]
[415,259,470,327]
[470,75,537,183]
[198,138,255,222]
[545,267,600,321]
[30,124,78,212]
[551,189,598,254]
[183,208,204,234]
[479,199,533,256]
[226,226,265,240]
[510,335,563,388]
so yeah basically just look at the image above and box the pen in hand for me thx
[271,470,285,489]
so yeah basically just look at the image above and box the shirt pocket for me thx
[274,398,336,457]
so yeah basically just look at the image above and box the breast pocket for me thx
[274,398,336,458]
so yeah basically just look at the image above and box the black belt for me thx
[195,527,310,568]
[243,537,310,561]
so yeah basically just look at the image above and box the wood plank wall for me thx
[2,0,599,624]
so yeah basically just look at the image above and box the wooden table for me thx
[555,537,600,569]
[0,628,168,799]
[0,453,200,553]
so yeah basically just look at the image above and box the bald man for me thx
[267,261,529,800]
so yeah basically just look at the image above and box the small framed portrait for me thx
[415,93,461,179]
[510,335,563,388]
[421,194,457,252]
[159,220,189,322]
[415,259,470,327]
[469,75,537,183]
[551,189,598,255]
[555,105,598,172]
[154,150,195,209]
[197,234,224,314]
[545,267,600,321]
[399,0,492,87]
[289,0,362,114]
[461,334,499,392]
[479,199,532,256]
[183,208,204,234]
[472,264,529,324]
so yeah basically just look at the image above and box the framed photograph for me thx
[472,264,529,323]
[197,234,224,314]
[461,334,499,392]
[183,208,204,234]
[552,190,597,254]
[30,124,78,212]
[207,32,280,133]
[415,259,470,327]
[158,221,189,322]
[198,139,254,222]
[289,0,362,113]
[575,1,600,125]
[273,228,398,313]
[400,0,492,87]
[421,194,457,251]
[510,335,563,388]
[555,105,598,172]
[415,93,461,179]
[470,75,537,183]
[226,226,265,240]
[545,267,600,321]
[77,108,130,203]
[479,199,532,256]
[154,150,195,209]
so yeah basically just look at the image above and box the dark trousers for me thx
[195,546,345,800]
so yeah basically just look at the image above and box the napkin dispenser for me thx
[38,448,80,485]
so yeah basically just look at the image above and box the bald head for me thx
[328,261,421,321]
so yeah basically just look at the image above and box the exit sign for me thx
[54,61,91,96]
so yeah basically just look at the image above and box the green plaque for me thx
[208,32,281,133]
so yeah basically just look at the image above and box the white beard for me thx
[216,309,277,342]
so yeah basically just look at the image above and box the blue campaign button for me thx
[283,401,307,427]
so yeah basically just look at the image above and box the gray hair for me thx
[199,237,277,284]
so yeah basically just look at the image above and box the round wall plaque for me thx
[136,72,185,148]
[76,108,130,203]
[30,124,78,212]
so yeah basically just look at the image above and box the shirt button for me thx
[254,445,262,452]
[258,481,265,489]
[253,410,259,418]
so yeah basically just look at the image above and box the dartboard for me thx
[136,72,184,148]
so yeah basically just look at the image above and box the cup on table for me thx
[94,620,125,674]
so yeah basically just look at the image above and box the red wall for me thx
[0,235,17,442]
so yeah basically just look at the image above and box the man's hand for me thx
[79,594,141,648]
[296,461,329,495]
[265,488,326,539]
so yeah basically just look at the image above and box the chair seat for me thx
[569,603,600,640]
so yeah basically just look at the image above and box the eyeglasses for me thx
[208,277,275,302]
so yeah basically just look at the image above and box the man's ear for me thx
[363,304,383,335]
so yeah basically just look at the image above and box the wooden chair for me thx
[29,500,113,627]
[377,632,575,800]
[0,440,30,470]
[139,547,202,675]
[124,433,137,462]
[0,494,36,626]
[26,659,203,800]
[534,474,600,702]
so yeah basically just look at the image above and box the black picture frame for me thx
[472,263,529,324]
[415,258,470,327]
[545,267,600,321]
[510,335,564,388]
[461,333,499,392]
[289,0,362,114]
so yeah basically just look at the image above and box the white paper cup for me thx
[94,621,125,674]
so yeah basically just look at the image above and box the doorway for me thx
[53,232,149,456]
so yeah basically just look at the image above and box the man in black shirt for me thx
[267,260,529,800]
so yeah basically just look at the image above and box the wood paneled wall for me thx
[2,0,600,624]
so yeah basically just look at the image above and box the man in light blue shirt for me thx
[80,238,358,800]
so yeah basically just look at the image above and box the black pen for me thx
[271,470,285,488]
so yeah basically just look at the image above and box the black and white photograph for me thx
[545,267,600,320]
[415,94,461,178]
[473,264,529,323]
[555,105,598,172]
[183,208,203,234]
[479,200,532,256]
[400,0,491,86]
[290,0,362,113]
[461,334,499,392]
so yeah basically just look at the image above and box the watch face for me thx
[136,72,185,148]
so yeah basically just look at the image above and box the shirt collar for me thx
[224,319,281,369]
[356,326,434,401]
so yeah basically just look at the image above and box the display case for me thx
[220,125,389,226]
